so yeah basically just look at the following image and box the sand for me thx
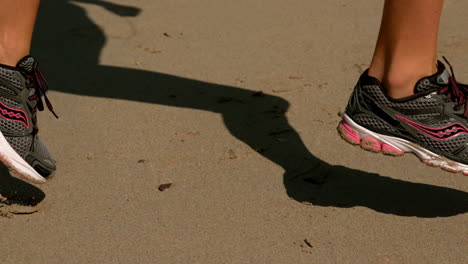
[0,0,467,263]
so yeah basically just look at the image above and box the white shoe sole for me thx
[0,131,46,184]
[339,113,468,175]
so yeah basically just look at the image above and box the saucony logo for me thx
[0,101,29,128]
[395,114,467,140]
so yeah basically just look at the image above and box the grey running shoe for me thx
[0,56,57,183]
[338,58,468,175]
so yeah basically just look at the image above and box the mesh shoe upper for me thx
[0,56,56,177]
[345,61,468,165]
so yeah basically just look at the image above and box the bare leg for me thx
[0,0,40,66]
[369,0,443,99]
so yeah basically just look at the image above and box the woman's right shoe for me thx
[338,59,468,175]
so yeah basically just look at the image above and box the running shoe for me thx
[0,56,57,184]
[338,58,468,175]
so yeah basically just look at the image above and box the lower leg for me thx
[0,0,40,66]
[369,0,443,99]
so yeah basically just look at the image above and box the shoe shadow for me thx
[0,165,45,211]
[30,0,468,217]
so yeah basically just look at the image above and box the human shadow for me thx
[29,0,468,217]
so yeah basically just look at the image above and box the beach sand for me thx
[0,0,467,263]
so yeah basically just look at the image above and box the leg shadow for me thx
[30,0,468,217]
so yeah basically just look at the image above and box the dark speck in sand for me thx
[158,183,173,191]
[304,239,313,248]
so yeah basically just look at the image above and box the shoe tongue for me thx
[16,56,37,72]
[414,61,449,93]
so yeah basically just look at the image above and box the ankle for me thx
[381,75,417,99]
[368,61,437,99]
[0,40,29,67]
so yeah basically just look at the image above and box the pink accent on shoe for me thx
[381,144,404,156]
[0,101,29,128]
[339,120,361,144]
[463,172,468,176]
[361,137,381,152]
[423,161,437,167]
[395,114,468,141]
[442,167,459,173]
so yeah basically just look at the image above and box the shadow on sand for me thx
[2,0,464,217]
[0,165,45,212]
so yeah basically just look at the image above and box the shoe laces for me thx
[24,64,58,119]
[438,57,468,117]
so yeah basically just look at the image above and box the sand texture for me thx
[0,0,467,263]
